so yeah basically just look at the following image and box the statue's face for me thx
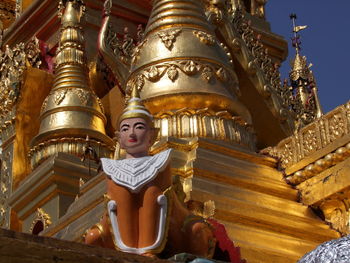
[119,118,152,157]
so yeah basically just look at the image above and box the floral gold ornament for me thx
[193,30,215,45]
[157,29,182,50]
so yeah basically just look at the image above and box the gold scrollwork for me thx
[230,9,291,117]
[131,39,147,65]
[167,65,178,82]
[127,60,231,92]
[45,88,100,110]
[0,151,12,228]
[0,182,7,194]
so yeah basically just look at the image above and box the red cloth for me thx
[207,219,246,263]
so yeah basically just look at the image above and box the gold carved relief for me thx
[42,88,103,114]
[127,60,231,92]
[193,31,215,45]
[131,39,147,65]
[54,89,68,105]
[0,181,7,193]
[0,151,12,228]
[29,137,114,169]
[302,126,320,156]
[279,139,295,168]
[286,142,350,185]
[29,208,52,233]
[40,97,49,113]
[153,108,256,151]
[328,113,346,143]
[320,197,350,235]
[73,88,91,106]
[0,206,5,226]
[0,37,41,116]
[270,102,350,170]
[206,3,295,127]
[157,29,182,50]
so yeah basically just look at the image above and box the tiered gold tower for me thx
[29,0,114,168]
[127,0,255,150]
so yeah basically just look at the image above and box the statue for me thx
[84,87,216,258]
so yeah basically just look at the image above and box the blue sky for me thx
[265,1,350,113]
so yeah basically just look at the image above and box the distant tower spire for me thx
[284,13,323,130]
[29,0,114,168]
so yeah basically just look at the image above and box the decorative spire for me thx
[124,0,254,149]
[290,13,307,55]
[284,14,323,130]
[29,0,114,168]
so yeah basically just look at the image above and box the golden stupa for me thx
[0,1,349,263]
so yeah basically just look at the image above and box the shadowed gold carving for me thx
[29,208,52,233]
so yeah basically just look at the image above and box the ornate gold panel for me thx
[270,102,350,172]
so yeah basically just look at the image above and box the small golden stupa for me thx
[29,0,114,168]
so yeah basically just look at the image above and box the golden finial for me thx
[290,13,307,55]
[285,14,323,129]
[289,14,310,81]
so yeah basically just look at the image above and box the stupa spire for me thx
[125,0,254,150]
[284,14,323,129]
[29,0,114,168]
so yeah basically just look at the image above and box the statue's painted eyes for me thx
[121,127,129,132]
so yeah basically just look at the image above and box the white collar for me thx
[101,149,172,192]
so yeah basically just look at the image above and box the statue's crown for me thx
[118,87,153,126]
